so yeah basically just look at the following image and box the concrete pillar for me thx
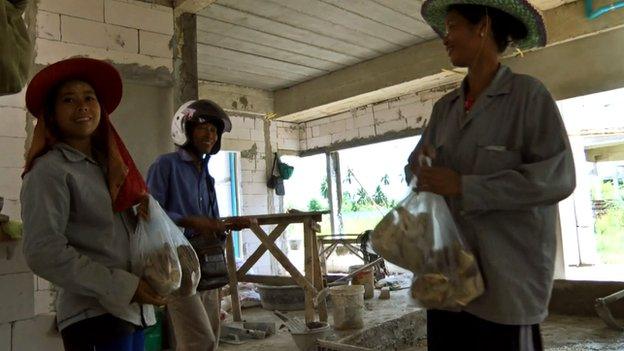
[173,13,198,107]
[326,152,343,235]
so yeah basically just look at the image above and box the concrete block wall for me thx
[36,0,173,69]
[0,1,174,349]
[299,84,457,152]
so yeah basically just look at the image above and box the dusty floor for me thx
[219,289,624,351]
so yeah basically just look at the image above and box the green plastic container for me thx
[144,308,164,351]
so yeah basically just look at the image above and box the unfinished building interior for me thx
[2,0,624,350]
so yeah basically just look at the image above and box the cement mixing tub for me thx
[256,284,305,311]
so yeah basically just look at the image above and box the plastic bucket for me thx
[290,321,331,351]
[349,265,374,300]
[330,285,364,330]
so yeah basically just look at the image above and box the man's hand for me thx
[417,166,462,197]
[180,216,225,236]
[132,279,167,306]
[223,217,257,231]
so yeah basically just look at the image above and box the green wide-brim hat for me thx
[421,0,547,50]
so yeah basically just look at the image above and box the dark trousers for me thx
[60,314,144,351]
[427,309,544,351]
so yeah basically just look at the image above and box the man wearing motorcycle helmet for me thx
[147,99,253,350]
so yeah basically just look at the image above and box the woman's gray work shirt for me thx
[407,65,576,325]
[21,143,155,330]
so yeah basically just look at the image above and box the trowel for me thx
[595,289,624,330]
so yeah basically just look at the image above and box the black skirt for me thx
[427,309,544,351]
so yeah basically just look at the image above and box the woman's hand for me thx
[132,279,167,306]
[409,145,437,177]
[417,166,462,197]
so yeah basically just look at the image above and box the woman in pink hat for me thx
[21,57,165,351]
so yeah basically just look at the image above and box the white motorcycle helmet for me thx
[171,99,232,154]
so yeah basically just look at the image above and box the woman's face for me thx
[53,80,101,141]
[443,10,486,67]
[191,121,218,155]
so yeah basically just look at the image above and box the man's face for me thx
[191,121,218,155]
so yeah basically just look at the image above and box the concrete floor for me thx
[219,289,624,351]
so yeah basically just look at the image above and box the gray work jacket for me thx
[21,143,155,330]
[407,65,576,325]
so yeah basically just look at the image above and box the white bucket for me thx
[330,285,364,330]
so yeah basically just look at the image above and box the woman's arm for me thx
[21,165,139,308]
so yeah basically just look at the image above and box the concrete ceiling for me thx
[195,0,577,91]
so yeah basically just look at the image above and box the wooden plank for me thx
[320,0,432,39]
[197,64,295,90]
[319,242,337,258]
[371,0,428,23]
[218,0,398,54]
[237,223,288,277]
[197,57,310,85]
[239,274,297,286]
[197,44,323,77]
[198,3,371,58]
[221,212,328,225]
[249,224,317,294]
[312,230,328,322]
[303,219,316,323]
[195,17,357,65]
[273,0,417,45]
[343,243,365,261]
[225,233,242,321]
[174,0,217,15]
[197,31,339,71]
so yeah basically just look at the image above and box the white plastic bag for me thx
[132,195,200,298]
[371,173,484,309]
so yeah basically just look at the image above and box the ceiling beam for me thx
[274,0,624,122]
[174,0,217,15]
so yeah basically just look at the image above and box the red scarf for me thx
[23,112,147,212]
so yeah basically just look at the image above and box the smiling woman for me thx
[20,58,161,351]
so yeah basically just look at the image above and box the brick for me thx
[243,194,267,208]
[39,0,104,21]
[239,156,256,171]
[139,30,172,58]
[299,139,307,150]
[0,323,9,351]
[61,16,139,53]
[373,104,402,124]
[0,199,20,221]
[221,138,255,152]
[0,240,29,276]
[354,112,375,128]
[241,182,267,196]
[0,273,34,323]
[12,314,63,351]
[358,126,376,139]
[34,290,55,315]
[0,137,25,168]
[250,129,264,142]
[0,168,22,206]
[231,116,256,130]
[376,119,408,135]
[0,89,26,108]
[280,139,299,151]
[320,120,346,136]
[0,107,27,138]
[35,38,173,71]
[37,11,61,41]
[105,0,173,36]
[36,277,51,291]
[226,127,251,140]
[312,126,320,137]
[331,132,347,144]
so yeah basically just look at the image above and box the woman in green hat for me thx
[407,1,576,350]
